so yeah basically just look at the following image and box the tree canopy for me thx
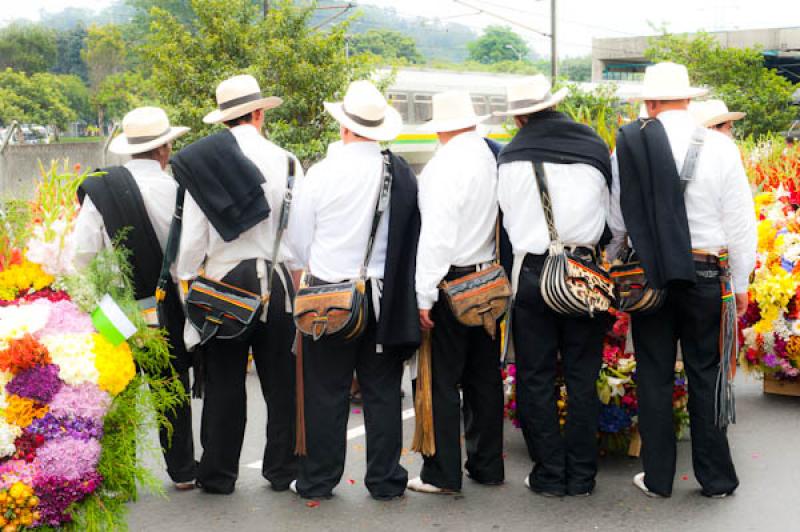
[467,26,530,65]
[349,29,424,64]
[0,24,58,74]
[646,32,798,138]
[0,69,78,131]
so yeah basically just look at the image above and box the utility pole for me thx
[550,0,558,80]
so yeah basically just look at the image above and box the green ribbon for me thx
[91,306,127,346]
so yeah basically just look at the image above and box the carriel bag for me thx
[440,221,512,339]
[293,153,392,342]
[609,126,707,315]
[533,161,614,317]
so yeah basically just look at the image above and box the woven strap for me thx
[532,161,560,244]
[266,156,297,290]
[360,152,393,279]
[156,185,186,303]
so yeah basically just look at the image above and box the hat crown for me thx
[430,90,479,122]
[640,61,705,100]
[216,74,262,106]
[122,107,171,138]
[342,80,388,122]
[703,99,730,116]
[507,75,553,104]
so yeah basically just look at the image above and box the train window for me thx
[488,96,507,124]
[388,93,409,122]
[472,96,489,116]
[414,94,433,124]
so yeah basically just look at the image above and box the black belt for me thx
[523,246,597,267]
[446,264,482,280]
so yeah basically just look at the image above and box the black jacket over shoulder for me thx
[377,151,421,359]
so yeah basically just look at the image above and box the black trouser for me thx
[418,270,505,490]
[632,263,739,497]
[296,289,407,499]
[159,367,197,483]
[513,253,607,496]
[197,262,297,493]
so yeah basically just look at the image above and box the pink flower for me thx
[48,383,111,421]
[37,300,94,336]
[33,438,101,480]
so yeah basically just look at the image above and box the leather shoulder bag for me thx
[293,153,392,342]
[534,161,614,317]
[609,127,707,314]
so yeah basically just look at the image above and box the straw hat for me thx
[108,107,189,155]
[324,80,403,142]
[629,62,708,102]
[494,75,568,117]
[689,99,746,128]
[417,90,489,133]
[203,74,283,125]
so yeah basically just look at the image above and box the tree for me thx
[560,56,592,82]
[94,71,157,123]
[51,74,93,123]
[467,26,529,65]
[0,24,57,74]
[82,24,129,129]
[53,25,89,82]
[142,0,380,164]
[349,29,424,64]
[646,32,798,138]
[0,69,78,134]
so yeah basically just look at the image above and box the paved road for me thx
[128,371,800,532]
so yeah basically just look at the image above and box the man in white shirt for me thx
[406,91,504,494]
[73,106,197,490]
[287,80,420,500]
[495,75,613,497]
[610,62,756,499]
[174,74,303,495]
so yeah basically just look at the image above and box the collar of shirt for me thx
[657,109,694,133]
[336,140,382,160]
[124,158,167,179]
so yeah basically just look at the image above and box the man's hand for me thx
[419,309,435,330]
[735,292,749,318]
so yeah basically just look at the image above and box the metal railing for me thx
[0,121,20,156]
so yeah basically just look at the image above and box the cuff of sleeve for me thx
[732,272,750,295]
[416,291,438,311]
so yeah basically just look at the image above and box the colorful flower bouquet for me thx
[0,162,182,530]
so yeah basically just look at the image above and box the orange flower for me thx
[3,395,48,428]
[0,335,51,374]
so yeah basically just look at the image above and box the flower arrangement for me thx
[739,140,800,381]
[0,161,184,530]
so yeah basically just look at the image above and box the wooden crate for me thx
[763,374,800,397]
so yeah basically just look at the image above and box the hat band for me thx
[127,126,172,145]
[218,91,263,111]
[343,105,384,127]
[509,93,553,110]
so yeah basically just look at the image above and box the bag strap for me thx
[532,161,560,244]
[266,156,297,290]
[156,185,186,305]
[360,152,393,279]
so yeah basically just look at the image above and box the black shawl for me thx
[170,130,270,242]
[376,151,421,359]
[484,137,514,274]
[498,110,612,186]
[616,119,696,289]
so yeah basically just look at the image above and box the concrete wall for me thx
[0,142,128,199]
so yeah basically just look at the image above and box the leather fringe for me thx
[294,331,307,456]
[411,329,436,457]
[715,253,737,428]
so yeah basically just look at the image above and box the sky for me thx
[1,0,799,57]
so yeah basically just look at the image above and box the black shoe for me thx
[371,492,405,501]
[269,481,291,492]
[195,480,235,495]
[289,480,333,500]
[466,471,503,486]
[524,475,564,497]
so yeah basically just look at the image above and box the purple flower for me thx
[33,437,101,480]
[34,472,102,527]
[763,353,781,368]
[27,413,103,441]
[48,383,111,421]
[6,363,62,403]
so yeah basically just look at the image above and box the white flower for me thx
[0,419,21,458]
[26,223,77,277]
[41,333,99,386]
[0,303,50,340]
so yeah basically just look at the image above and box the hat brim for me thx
[417,114,490,133]
[702,111,746,127]
[493,87,569,117]
[108,126,190,155]
[324,102,403,142]
[203,96,283,124]
[628,87,709,102]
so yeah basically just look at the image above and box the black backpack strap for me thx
[156,185,186,312]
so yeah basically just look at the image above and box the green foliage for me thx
[646,32,798,138]
[82,24,129,92]
[467,25,530,65]
[51,74,93,123]
[558,82,636,150]
[95,71,158,122]
[559,55,592,82]
[349,29,424,65]
[0,69,78,131]
[426,59,541,75]
[143,0,379,165]
[53,25,90,82]
[0,23,58,74]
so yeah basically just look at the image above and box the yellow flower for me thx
[754,192,773,214]
[757,220,777,252]
[0,260,54,301]
[93,334,136,396]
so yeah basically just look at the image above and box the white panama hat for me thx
[417,90,489,133]
[494,74,569,117]
[203,74,283,125]
[324,80,403,142]
[689,99,746,128]
[629,62,708,102]
[108,107,189,155]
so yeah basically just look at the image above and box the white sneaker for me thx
[289,480,298,494]
[407,477,456,494]
[633,472,666,498]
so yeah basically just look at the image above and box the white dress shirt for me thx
[608,109,757,292]
[415,131,497,310]
[288,141,389,283]
[73,158,176,269]
[176,124,304,282]
[498,160,609,255]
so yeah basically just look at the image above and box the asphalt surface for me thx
[128,370,800,532]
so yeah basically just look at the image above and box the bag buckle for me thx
[477,305,497,339]
[311,317,328,341]
[200,314,223,346]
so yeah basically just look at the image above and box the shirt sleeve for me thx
[72,197,108,270]
[176,192,209,281]
[286,163,317,272]
[415,157,462,310]
[606,150,628,260]
[719,143,757,292]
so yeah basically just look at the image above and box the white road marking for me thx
[244,407,416,470]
